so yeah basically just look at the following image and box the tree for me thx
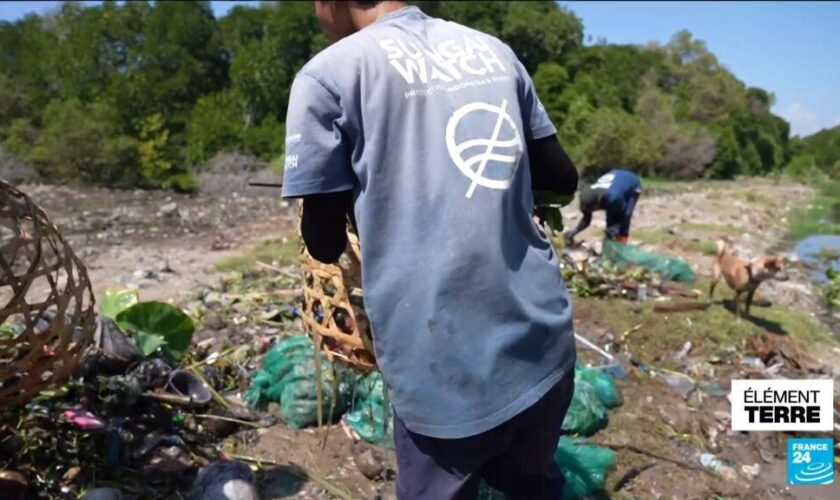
[0,2,801,186]
[137,113,173,184]
[228,2,325,123]
[635,87,716,178]
[533,62,570,125]
[28,98,138,185]
[573,107,661,177]
[414,1,582,72]
[186,90,245,166]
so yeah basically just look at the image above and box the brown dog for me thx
[709,240,788,318]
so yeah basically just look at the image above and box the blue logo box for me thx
[787,438,834,486]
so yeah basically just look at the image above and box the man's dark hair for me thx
[579,187,600,213]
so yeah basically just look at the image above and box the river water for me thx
[793,234,840,282]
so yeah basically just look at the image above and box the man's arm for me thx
[572,210,592,235]
[301,191,353,264]
[528,134,578,196]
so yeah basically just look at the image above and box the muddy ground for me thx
[25,178,840,499]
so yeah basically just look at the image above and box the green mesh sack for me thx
[561,377,608,436]
[281,373,350,429]
[603,238,696,283]
[245,335,351,428]
[345,371,394,448]
[555,437,616,499]
[478,437,615,500]
[575,365,621,409]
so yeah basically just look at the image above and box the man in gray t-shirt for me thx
[284,2,579,498]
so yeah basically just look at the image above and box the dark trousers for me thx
[605,190,640,240]
[618,191,640,238]
[393,372,575,500]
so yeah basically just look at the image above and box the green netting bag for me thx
[344,371,394,448]
[245,335,351,428]
[575,365,621,409]
[603,238,696,283]
[561,377,608,436]
[478,437,615,499]
[555,437,616,499]
[281,359,352,428]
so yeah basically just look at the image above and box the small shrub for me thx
[0,147,39,184]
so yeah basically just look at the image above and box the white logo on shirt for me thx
[379,35,506,85]
[591,173,615,190]
[284,154,299,170]
[445,100,523,198]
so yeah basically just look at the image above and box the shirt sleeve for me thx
[281,72,355,199]
[515,59,557,142]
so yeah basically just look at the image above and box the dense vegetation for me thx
[0,1,815,189]
[788,124,840,179]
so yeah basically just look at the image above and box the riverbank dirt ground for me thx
[25,178,840,499]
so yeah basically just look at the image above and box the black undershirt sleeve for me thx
[528,134,578,196]
[301,191,353,264]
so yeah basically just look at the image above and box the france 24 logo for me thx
[787,438,834,486]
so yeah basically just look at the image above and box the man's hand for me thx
[563,229,577,246]
[534,191,572,236]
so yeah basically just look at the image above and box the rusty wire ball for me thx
[0,179,95,408]
[298,205,376,372]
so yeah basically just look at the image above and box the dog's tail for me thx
[715,239,726,258]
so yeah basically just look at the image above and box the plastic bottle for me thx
[699,453,738,481]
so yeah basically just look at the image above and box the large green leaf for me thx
[535,191,573,234]
[134,331,168,357]
[100,289,139,319]
[115,302,195,359]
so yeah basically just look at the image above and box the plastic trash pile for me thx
[602,238,696,283]
[0,289,273,497]
[480,364,620,499]
[246,341,622,498]
[561,246,699,301]
[245,335,393,446]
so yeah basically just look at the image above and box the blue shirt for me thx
[590,169,642,239]
[282,7,576,439]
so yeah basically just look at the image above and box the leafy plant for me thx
[0,322,23,339]
[100,289,139,319]
[115,302,195,359]
[826,269,840,309]
[535,191,573,235]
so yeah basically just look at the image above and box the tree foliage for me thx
[0,0,810,187]
[789,125,840,178]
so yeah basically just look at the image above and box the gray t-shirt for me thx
[282,6,575,439]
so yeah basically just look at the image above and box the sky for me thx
[1,1,838,137]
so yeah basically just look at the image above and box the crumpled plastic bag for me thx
[343,371,393,448]
[245,335,351,428]
[575,364,621,409]
[555,437,616,499]
[561,365,622,436]
[562,377,608,436]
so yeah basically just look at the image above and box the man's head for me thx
[578,187,601,213]
[314,1,406,42]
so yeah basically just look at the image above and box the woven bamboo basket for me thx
[298,207,376,372]
[0,179,95,408]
